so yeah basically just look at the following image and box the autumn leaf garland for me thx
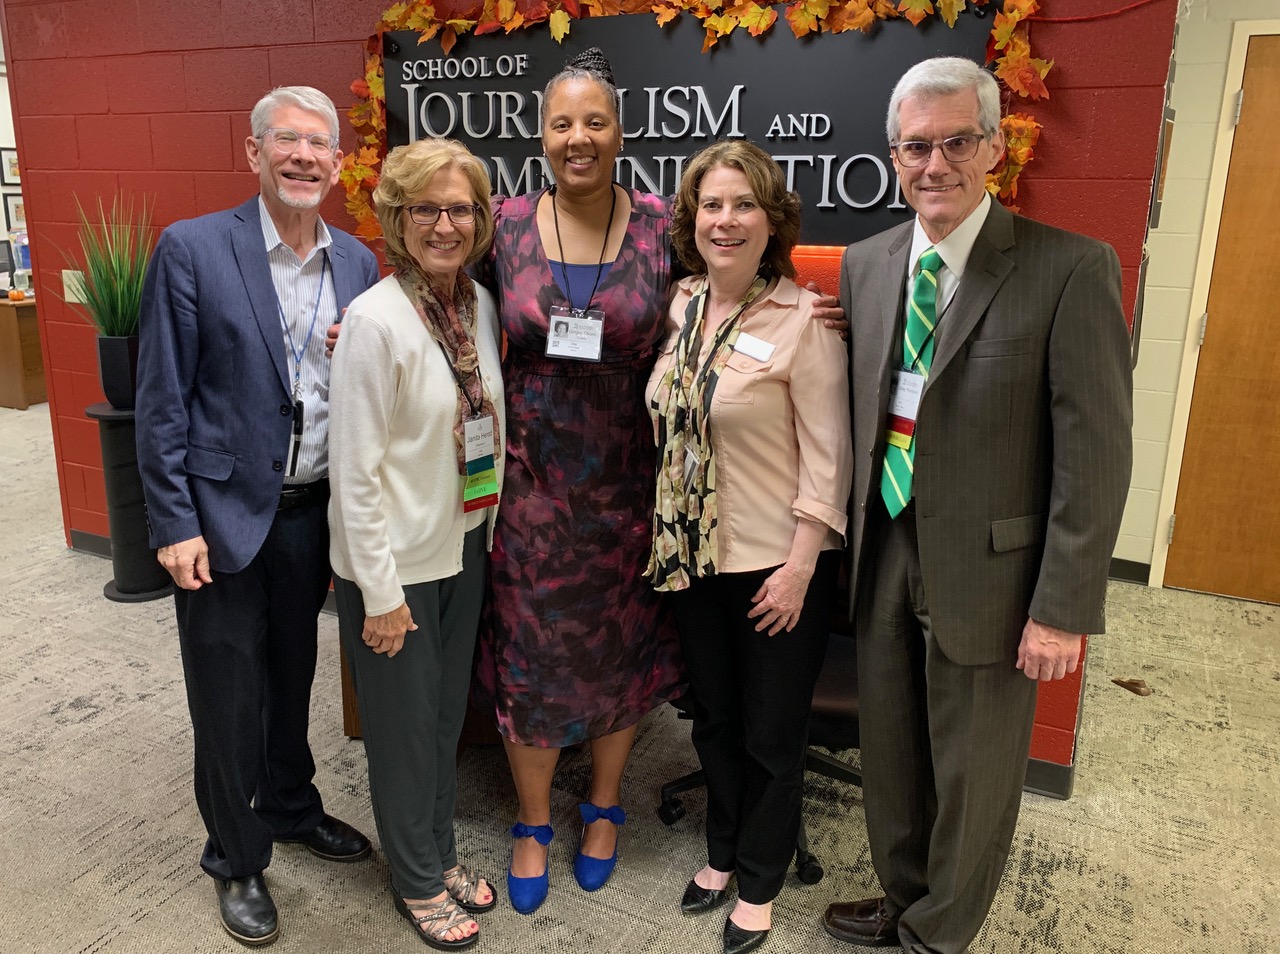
[341,0,1051,237]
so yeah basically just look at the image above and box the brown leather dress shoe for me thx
[822,897,900,947]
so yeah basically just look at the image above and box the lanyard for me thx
[277,252,329,400]
[550,184,616,313]
[675,276,766,421]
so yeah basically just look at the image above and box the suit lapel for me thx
[927,202,1016,389]
[879,226,913,384]
[328,238,357,310]
[231,197,290,394]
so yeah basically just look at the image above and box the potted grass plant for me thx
[65,196,155,410]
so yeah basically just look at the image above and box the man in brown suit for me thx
[822,57,1132,952]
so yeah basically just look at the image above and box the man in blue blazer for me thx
[136,86,380,947]
[823,59,1132,952]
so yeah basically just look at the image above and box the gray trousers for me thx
[856,506,1038,953]
[333,525,487,899]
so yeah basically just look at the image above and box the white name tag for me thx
[888,370,925,422]
[463,414,495,464]
[545,304,604,362]
[733,332,775,362]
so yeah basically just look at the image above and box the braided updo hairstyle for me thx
[541,46,622,122]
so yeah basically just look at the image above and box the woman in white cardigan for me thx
[328,138,504,951]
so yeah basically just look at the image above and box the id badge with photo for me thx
[545,304,605,362]
[462,414,499,513]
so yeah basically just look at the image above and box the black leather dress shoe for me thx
[681,877,732,915]
[278,814,372,862]
[723,915,769,954]
[822,896,900,947]
[216,873,278,947]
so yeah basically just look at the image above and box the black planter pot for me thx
[97,334,140,410]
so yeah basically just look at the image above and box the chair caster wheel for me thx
[795,851,824,885]
[658,800,685,826]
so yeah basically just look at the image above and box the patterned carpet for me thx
[0,404,1275,953]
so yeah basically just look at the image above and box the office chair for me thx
[656,629,861,884]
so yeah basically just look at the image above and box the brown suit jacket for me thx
[842,200,1133,665]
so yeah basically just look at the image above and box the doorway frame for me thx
[1149,19,1280,588]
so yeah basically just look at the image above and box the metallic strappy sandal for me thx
[392,894,479,951]
[443,864,497,913]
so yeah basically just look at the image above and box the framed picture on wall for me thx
[0,150,18,187]
[5,193,26,231]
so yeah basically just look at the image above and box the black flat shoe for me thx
[215,873,278,947]
[723,915,769,954]
[277,814,372,862]
[681,878,731,915]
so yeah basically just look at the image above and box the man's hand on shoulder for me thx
[805,281,849,338]
[1016,618,1083,682]
[158,535,213,590]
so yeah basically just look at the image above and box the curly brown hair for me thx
[671,140,800,280]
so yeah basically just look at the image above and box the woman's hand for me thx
[747,563,814,636]
[362,602,417,657]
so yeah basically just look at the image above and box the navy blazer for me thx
[136,196,380,574]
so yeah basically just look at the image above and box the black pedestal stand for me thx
[85,402,173,602]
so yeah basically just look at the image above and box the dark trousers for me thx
[671,551,839,904]
[174,496,330,880]
[333,526,487,899]
[856,505,1038,953]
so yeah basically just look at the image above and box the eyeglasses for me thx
[406,204,479,226]
[262,128,337,158]
[890,134,988,167]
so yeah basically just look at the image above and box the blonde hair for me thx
[373,138,495,267]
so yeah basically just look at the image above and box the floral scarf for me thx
[647,275,767,592]
[388,247,501,475]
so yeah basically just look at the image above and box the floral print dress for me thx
[474,187,684,747]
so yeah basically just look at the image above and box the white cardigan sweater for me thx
[328,274,505,617]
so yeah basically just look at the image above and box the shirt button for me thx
[280,404,291,416]
[272,460,283,471]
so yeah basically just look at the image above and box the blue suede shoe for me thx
[572,803,626,892]
[507,822,554,915]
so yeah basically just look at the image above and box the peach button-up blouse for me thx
[647,274,853,574]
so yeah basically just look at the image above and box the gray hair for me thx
[250,86,340,143]
[886,57,1001,142]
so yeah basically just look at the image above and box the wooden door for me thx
[1164,35,1280,603]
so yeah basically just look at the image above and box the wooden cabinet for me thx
[0,300,47,410]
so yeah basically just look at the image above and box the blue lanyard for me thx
[277,252,329,399]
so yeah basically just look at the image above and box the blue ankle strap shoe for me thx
[573,803,626,892]
[507,822,553,915]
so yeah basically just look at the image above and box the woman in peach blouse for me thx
[646,140,852,954]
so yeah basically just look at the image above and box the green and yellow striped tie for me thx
[881,246,942,518]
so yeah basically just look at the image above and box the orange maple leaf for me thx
[652,2,681,26]
[785,0,830,38]
[504,10,527,30]
[1003,0,1039,19]
[825,0,877,33]
[440,24,459,52]
[896,0,933,26]
[733,2,776,35]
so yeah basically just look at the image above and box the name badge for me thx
[733,332,775,362]
[884,370,925,450]
[546,304,605,362]
[285,400,304,477]
[462,414,499,513]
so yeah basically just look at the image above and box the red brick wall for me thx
[1,0,1176,766]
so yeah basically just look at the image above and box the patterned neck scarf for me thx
[647,274,768,592]
[388,246,501,475]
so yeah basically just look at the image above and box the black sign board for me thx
[383,9,990,246]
